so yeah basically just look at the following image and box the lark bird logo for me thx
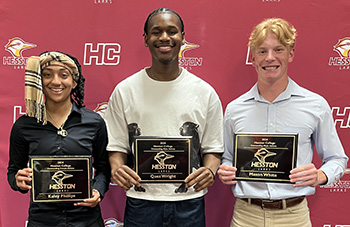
[104,218,123,227]
[51,171,73,185]
[254,148,277,163]
[333,37,350,58]
[179,40,199,58]
[4,37,37,58]
[154,151,174,166]
[93,102,108,118]
[345,168,350,175]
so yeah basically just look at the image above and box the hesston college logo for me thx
[49,170,75,190]
[94,0,112,3]
[320,169,350,193]
[51,171,73,185]
[249,147,279,178]
[93,102,108,118]
[104,218,123,227]
[84,43,121,66]
[334,38,350,57]
[154,151,175,166]
[152,151,176,170]
[253,148,277,166]
[3,37,37,69]
[329,37,350,70]
[178,40,203,69]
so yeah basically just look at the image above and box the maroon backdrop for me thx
[1,0,349,226]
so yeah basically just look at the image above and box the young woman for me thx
[7,51,110,227]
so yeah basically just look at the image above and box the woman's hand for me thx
[74,189,101,207]
[15,168,32,191]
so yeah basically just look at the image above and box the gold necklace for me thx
[46,110,68,137]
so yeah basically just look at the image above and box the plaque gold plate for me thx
[30,156,92,202]
[233,133,298,183]
[134,136,191,183]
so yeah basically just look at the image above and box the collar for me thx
[242,77,306,103]
[70,101,83,117]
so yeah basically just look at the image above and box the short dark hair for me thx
[143,8,184,35]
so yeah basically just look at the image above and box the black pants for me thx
[28,216,104,227]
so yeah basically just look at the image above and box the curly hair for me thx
[248,18,297,51]
[65,52,85,107]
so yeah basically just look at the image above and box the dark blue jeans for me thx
[124,196,206,227]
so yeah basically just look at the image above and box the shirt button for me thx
[57,146,61,150]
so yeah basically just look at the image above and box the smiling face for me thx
[144,12,185,66]
[41,65,76,106]
[251,32,294,84]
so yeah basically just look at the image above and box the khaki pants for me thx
[231,198,312,227]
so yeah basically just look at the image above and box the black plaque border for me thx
[134,136,191,183]
[233,133,298,183]
[29,155,92,203]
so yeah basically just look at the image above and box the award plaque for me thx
[233,133,298,183]
[134,136,191,183]
[29,156,92,202]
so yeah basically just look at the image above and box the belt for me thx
[242,196,305,210]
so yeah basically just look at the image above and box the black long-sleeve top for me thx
[7,102,110,227]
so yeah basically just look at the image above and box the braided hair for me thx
[65,52,85,107]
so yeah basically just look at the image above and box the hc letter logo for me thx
[323,225,350,227]
[84,43,121,65]
[13,106,25,123]
[332,107,350,128]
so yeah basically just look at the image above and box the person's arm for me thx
[75,116,111,208]
[7,119,31,193]
[104,85,141,190]
[90,118,111,199]
[217,104,238,185]
[290,100,348,187]
[109,151,141,190]
[185,90,224,192]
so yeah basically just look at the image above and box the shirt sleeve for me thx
[104,86,130,154]
[313,100,348,185]
[221,104,235,166]
[200,89,224,155]
[7,119,30,194]
[91,117,111,199]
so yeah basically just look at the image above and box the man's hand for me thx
[15,168,32,191]
[185,167,215,192]
[217,164,237,185]
[112,165,141,190]
[290,163,327,187]
[109,152,141,190]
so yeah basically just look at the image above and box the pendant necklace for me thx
[46,111,68,137]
